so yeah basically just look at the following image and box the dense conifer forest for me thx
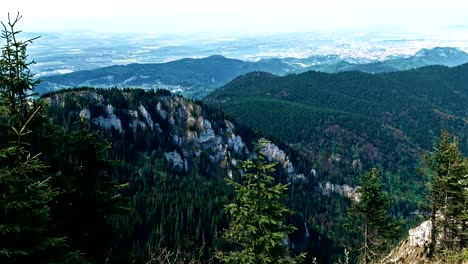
[0,14,466,264]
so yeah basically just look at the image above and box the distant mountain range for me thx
[310,47,468,73]
[37,55,298,98]
[37,47,468,98]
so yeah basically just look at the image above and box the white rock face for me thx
[164,151,184,172]
[106,104,114,115]
[93,105,122,132]
[408,220,431,247]
[319,181,360,202]
[138,105,153,130]
[262,142,288,163]
[260,141,306,183]
[228,135,245,153]
[79,109,91,120]
[381,220,433,263]
[311,169,317,177]
[156,101,167,120]
[224,120,235,133]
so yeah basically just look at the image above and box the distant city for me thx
[26,29,468,77]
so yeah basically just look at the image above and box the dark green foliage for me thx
[7,12,468,262]
[0,14,80,264]
[36,55,297,98]
[205,67,468,236]
[42,88,347,262]
[427,131,468,253]
[347,168,400,264]
[42,88,236,262]
[0,13,40,123]
[49,120,126,263]
[36,47,468,99]
[219,139,305,264]
[0,108,69,264]
[0,15,128,263]
[42,87,372,263]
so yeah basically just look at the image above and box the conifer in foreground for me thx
[218,139,305,264]
[347,168,400,264]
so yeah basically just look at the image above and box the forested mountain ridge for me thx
[41,88,352,263]
[2,14,466,264]
[36,47,468,99]
[36,55,298,98]
[205,64,468,215]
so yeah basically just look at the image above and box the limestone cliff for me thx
[381,220,432,264]
[43,89,307,181]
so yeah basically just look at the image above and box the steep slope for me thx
[381,220,432,264]
[205,65,468,214]
[42,88,353,263]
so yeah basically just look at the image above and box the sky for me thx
[3,0,468,34]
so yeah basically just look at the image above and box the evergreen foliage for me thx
[205,67,468,249]
[50,119,127,263]
[219,139,305,264]
[2,12,468,264]
[0,108,70,264]
[0,13,78,264]
[0,13,40,123]
[347,168,400,264]
[427,131,468,254]
[0,14,126,263]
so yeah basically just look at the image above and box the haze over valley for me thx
[2,1,468,263]
[28,29,468,78]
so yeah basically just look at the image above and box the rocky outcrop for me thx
[227,134,245,153]
[46,90,359,195]
[138,104,154,130]
[164,151,186,173]
[381,220,432,264]
[79,109,91,121]
[261,142,305,182]
[318,181,360,201]
[93,104,122,132]
[408,220,432,248]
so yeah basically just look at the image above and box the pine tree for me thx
[50,119,127,263]
[0,105,87,263]
[0,13,81,264]
[218,139,305,264]
[0,13,40,124]
[428,131,468,253]
[347,168,400,264]
[0,13,88,264]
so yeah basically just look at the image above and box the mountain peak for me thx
[205,54,229,60]
[414,47,467,58]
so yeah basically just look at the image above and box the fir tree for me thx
[0,13,88,264]
[0,13,82,264]
[50,119,127,263]
[428,131,468,253]
[347,168,400,264]
[0,13,39,124]
[218,139,305,264]
[0,107,73,263]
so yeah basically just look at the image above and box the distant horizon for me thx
[4,0,468,35]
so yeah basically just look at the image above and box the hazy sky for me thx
[3,0,468,34]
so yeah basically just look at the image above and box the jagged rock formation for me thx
[42,88,365,263]
[318,181,360,201]
[381,220,432,264]
[44,89,310,181]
